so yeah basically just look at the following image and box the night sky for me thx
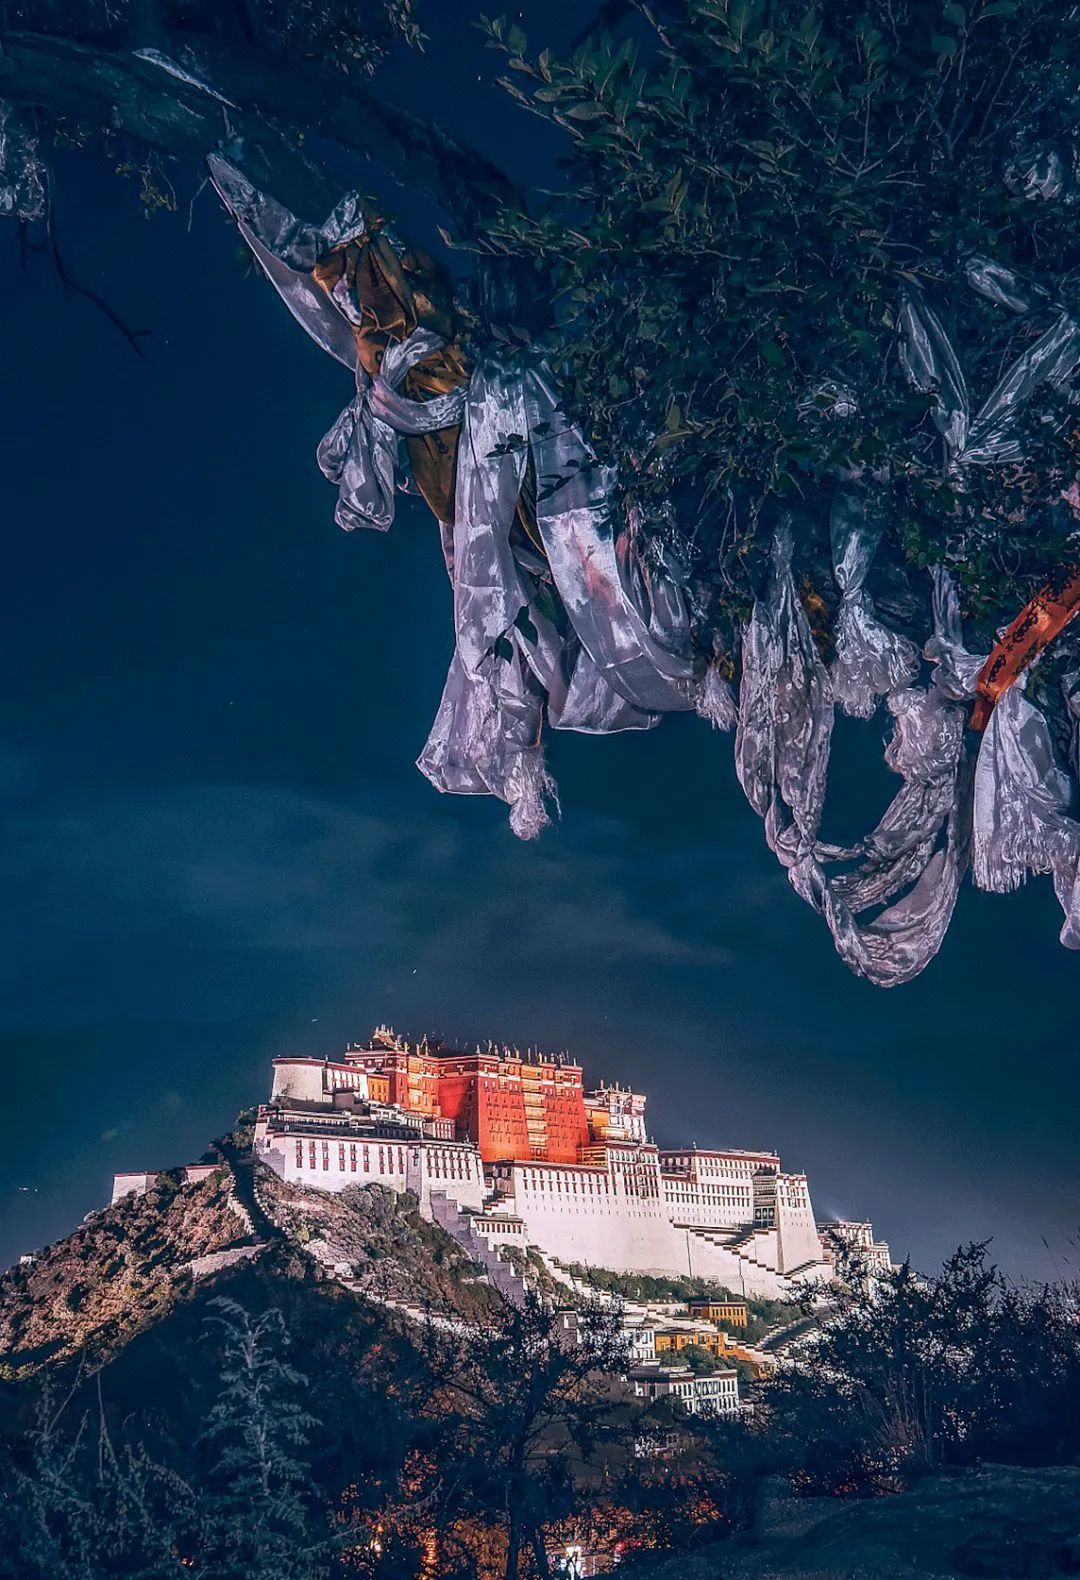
[1,0,1077,1282]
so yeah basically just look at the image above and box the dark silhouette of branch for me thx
[0,28,521,231]
[41,168,151,357]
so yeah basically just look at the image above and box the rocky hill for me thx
[0,1144,504,1380]
[7,1153,1080,1580]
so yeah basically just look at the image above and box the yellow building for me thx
[685,1298,749,1328]
[655,1327,728,1357]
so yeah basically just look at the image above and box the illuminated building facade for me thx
[241,1029,893,1298]
[337,1032,590,1164]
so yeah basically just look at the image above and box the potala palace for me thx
[203,1029,893,1299]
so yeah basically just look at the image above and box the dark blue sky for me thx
[1,1,1077,1280]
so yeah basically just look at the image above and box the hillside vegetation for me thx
[0,1156,502,1378]
[3,1157,1080,1579]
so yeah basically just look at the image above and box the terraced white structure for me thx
[230,1030,891,1299]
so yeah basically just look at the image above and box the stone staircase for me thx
[427,1191,531,1308]
[686,1223,783,1282]
[339,1288,479,1338]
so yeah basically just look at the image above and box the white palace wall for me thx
[774,1174,821,1272]
[678,1226,787,1298]
[659,1149,779,1231]
[271,1058,370,1105]
[248,1057,835,1295]
[259,1131,486,1214]
[257,1124,829,1292]
[493,1150,680,1274]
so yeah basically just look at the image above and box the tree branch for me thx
[41,167,152,356]
[0,29,520,232]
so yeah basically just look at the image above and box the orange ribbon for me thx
[969,569,1080,731]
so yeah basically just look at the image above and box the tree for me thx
[428,1292,631,1580]
[8,0,1077,639]
[197,1296,338,1580]
[7,0,1080,981]
[0,1371,197,1579]
[676,1342,718,1374]
[0,3,512,238]
[760,1243,1080,1491]
[478,1,1080,647]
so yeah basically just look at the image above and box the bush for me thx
[760,1244,1080,1491]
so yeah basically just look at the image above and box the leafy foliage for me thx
[561,1263,801,1341]
[479,0,1080,646]
[0,1375,198,1579]
[3,1249,1080,1576]
[198,1296,336,1579]
[4,0,421,70]
[419,1292,632,1580]
[0,1297,343,1579]
[762,1243,1080,1491]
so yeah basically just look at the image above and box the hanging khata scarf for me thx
[776,566,976,988]
[209,154,1080,983]
[829,487,919,719]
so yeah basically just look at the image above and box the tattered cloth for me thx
[208,153,699,842]
[0,103,46,223]
[209,155,1080,984]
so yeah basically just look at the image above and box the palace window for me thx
[339,1144,346,1171]
[321,1143,329,1170]
[309,1141,317,1170]
[296,1141,303,1169]
[350,1144,357,1172]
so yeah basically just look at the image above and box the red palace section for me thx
[344,1040,590,1164]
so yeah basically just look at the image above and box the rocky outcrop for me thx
[0,1166,256,1375]
[253,1167,505,1323]
[0,1151,509,1379]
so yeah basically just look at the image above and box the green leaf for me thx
[565,102,608,120]
[514,608,539,646]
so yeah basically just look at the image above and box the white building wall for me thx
[631,1368,740,1417]
[249,1070,858,1296]
[660,1150,779,1230]
[661,1174,755,1229]
[626,1324,656,1362]
[111,1171,158,1204]
[495,1150,679,1274]
[409,1141,487,1215]
[271,1059,370,1105]
[678,1227,788,1299]
[258,1130,485,1214]
[774,1172,822,1273]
